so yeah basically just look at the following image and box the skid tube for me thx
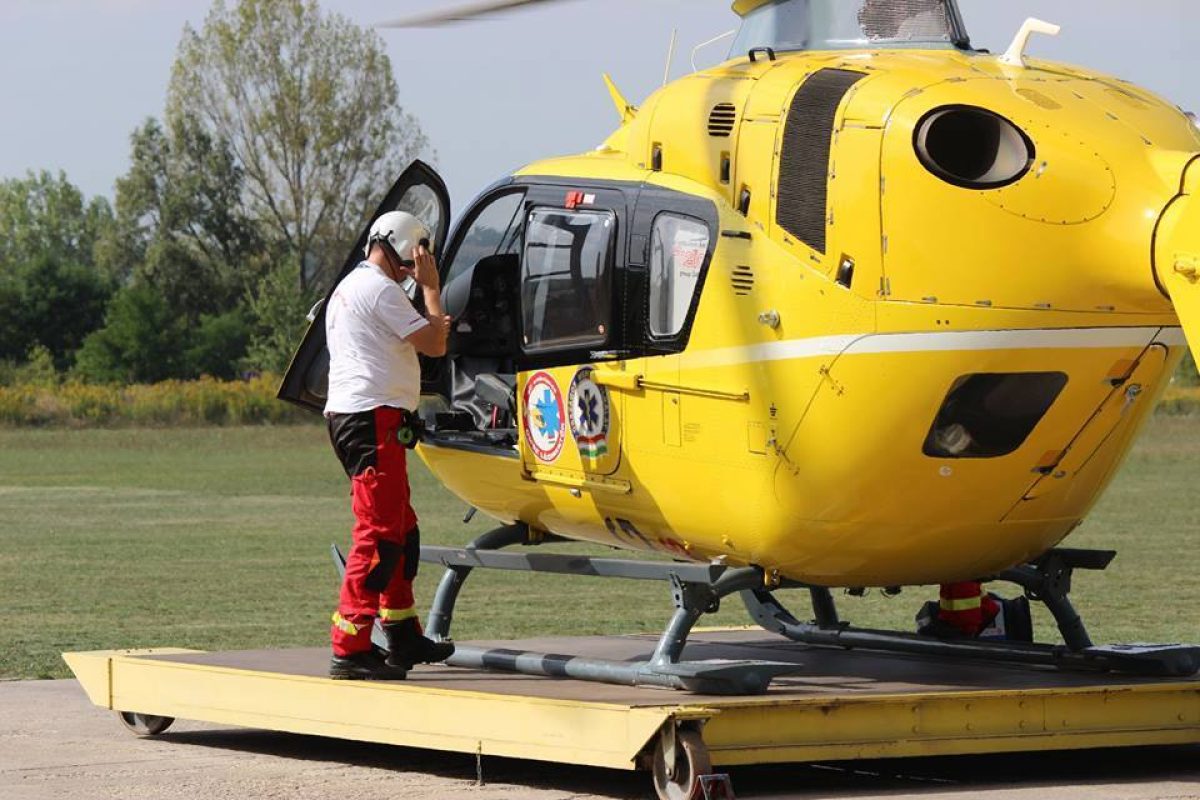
[336,524,798,695]
[743,547,1200,678]
[338,533,1200,691]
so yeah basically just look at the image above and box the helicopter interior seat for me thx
[475,372,517,415]
[434,253,522,444]
[434,358,518,448]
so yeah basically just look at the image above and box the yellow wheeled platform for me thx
[65,631,1200,799]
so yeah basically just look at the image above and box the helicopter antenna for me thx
[691,29,737,73]
[663,28,678,87]
[999,17,1061,68]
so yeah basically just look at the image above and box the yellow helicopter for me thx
[280,0,1200,693]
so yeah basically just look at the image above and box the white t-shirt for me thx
[324,262,430,415]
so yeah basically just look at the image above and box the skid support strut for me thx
[425,523,534,641]
[415,524,798,695]
[997,547,1103,651]
[743,548,1200,678]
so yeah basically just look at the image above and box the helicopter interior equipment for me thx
[281,0,1200,694]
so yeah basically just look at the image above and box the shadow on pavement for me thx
[159,728,1200,799]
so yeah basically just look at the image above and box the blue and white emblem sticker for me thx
[523,371,566,463]
[568,368,610,459]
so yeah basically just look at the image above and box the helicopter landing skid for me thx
[742,548,1200,678]
[334,536,1199,687]
[334,524,800,695]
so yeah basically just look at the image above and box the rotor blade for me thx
[376,0,563,28]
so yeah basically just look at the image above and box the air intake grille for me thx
[858,0,953,41]
[777,69,865,253]
[708,103,737,137]
[731,265,755,296]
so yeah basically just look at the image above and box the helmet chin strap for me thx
[378,241,408,284]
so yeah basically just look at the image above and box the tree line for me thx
[1,0,429,386]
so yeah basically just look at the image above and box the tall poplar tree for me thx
[168,0,430,294]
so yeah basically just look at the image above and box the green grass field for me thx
[1,419,1198,679]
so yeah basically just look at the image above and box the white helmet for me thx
[364,210,430,261]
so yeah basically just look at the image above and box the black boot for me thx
[384,617,455,669]
[915,599,967,639]
[330,648,409,680]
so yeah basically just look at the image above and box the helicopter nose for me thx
[1154,157,1200,353]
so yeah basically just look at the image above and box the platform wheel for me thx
[118,711,175,736]
[652,727,712,800]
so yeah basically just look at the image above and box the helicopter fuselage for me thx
[415,47,1198,588]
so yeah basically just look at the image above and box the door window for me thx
[649,214,710,337]
[521,208,614,352]
[443,191,526,286]
[395,184,447,254]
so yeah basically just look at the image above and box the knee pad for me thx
[403,526,421,580]
[365,540,402,592]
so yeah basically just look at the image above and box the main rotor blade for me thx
[376,0,564,28]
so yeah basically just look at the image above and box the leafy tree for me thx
[0,173,117,369]
[244,260,313,374]
[116,117,268,321]
[74,285,189,384]
[185,309,251,379]
[168,0,430,294]
[0,171,116,276]
[0,254,112,369]
[0,345,59,388]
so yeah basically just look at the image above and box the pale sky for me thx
[0,1,1196,213]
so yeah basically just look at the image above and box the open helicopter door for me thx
[278,161,450,412]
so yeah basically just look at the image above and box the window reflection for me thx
[521,209,614,352]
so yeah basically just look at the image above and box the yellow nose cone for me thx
[1155,158,1200,354]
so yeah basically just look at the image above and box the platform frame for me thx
[64,645,1200,772]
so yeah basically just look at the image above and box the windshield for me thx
[730,0,969,55]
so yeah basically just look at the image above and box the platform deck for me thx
[65,630,1200,771]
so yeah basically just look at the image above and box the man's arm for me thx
[404,244,451,357]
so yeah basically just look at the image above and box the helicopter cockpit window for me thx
[443,191,526,288]
[730,0,968,55]
[649,214,710,338]
[521,208,614,353]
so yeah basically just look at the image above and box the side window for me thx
[521,208,614,352]
[443,191,525,286]
[649,214,710,337]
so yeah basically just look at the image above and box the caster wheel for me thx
[652,728,712,800]
[118,711,175,736]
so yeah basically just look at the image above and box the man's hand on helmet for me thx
[410,244,439,292]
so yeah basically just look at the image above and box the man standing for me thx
[324,209,455,680]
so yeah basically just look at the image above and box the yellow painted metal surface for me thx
[420,45,1200,588]
[62,649,200,709]
[1156,157,1200,357]
[701,683,1200,765]
[66,650,671,771]
[65,648,1200,769]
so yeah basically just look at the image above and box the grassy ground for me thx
[1,420,1198,679]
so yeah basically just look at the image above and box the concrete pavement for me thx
[1,679,1197,800]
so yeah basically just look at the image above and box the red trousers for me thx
[327,407,421,657]
[939,581,1000,637]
